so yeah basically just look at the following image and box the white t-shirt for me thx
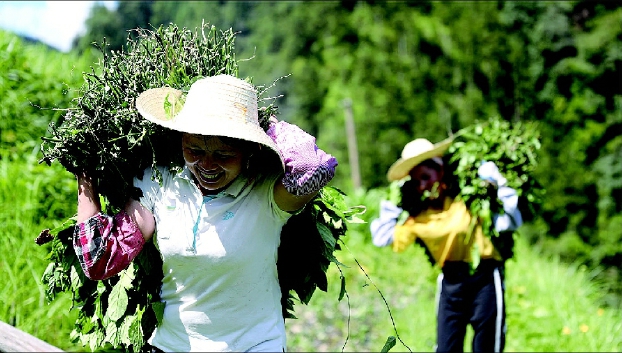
[134,166,292,352]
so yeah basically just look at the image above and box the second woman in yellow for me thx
[371,137,523,353]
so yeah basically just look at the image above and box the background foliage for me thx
[1,0,621,351]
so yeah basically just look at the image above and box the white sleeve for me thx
[479,160,524,232]
[370,200,403,247]
[494,185,524,232]
[132,167,163,212]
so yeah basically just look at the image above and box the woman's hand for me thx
[266,116,338,212]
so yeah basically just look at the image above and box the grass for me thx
[0,146,83,351]
[1,154,620,352]
[283,188,622,352]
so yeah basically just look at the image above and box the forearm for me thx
[77,173,102,223]
[267,119,338,196]
[74,174,146,280]
[73,211,145,280]
[494,185,523,232]
[370,200,403,247]
[478,161,523,232]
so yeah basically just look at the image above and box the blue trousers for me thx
[435,259,506,353]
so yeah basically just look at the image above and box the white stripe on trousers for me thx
[433,269,505,352]
[493,267,504,353]
[434,273,443,352]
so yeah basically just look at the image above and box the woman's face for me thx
[409,162,445,199]
[182,134,246,193]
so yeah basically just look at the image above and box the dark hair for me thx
[399,155,459,216]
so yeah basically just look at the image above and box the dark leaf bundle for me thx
[40,21,255,209]
[278,186,365,319]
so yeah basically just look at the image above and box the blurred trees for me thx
[72,1,154,54]
[62,0,622,302]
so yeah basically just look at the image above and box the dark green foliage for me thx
[278,186,365,319]
[72,1,154,55]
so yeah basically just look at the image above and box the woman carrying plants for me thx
[74,74,337,352]
[370,137,523,353]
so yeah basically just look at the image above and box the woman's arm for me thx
[494,185,523,232]
[477,161,524,232]
[267,118,338,212]
[74,174,155,280]
[370,200,403,247]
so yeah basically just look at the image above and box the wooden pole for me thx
[342,98,362,190]
[0,320,64,352]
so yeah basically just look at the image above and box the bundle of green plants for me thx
[448,116,544,264]
[386,116,544,267]
[37,22,363,353]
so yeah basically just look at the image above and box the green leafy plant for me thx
[278,186,366,319]
[449,116,545,265]
[37,22,364,352]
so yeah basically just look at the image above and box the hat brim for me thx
[386,137,454,182]
[136,87,284,171]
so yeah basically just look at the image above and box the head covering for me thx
[135,74,284,170]
[386,137,454,181]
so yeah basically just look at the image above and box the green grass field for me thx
[1,153,620,352]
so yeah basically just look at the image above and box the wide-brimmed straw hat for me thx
[386,137,454,181]
[135,74,284,170]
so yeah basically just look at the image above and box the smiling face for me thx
[182,134,249,194]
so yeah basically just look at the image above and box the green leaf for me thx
[381,336,397,352]
[107,280,129,322]
[119,315,136,347]
[152,301,166,326]
[70,265,83,292]
[89,331,105,352]
[104,321,120,347]
[470,243,481,273]
[338,275,346,301]
[129,306,145,352]
[317,222,336,249]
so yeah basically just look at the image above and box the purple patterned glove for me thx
[267,118,338,195]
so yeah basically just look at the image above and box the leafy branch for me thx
[449,116,545,263]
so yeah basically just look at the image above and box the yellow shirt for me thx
[392,197,501,267]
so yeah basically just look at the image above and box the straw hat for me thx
[386,137,454,181]
[135,74,284,170]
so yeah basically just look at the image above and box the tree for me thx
[72,1,154,54]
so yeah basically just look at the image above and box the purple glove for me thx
[267,118,338,195]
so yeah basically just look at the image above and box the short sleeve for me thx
[264,173,294,222]
[132,167,165,212]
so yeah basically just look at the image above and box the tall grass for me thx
[1,160,620,352]
[0,145,82,351]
